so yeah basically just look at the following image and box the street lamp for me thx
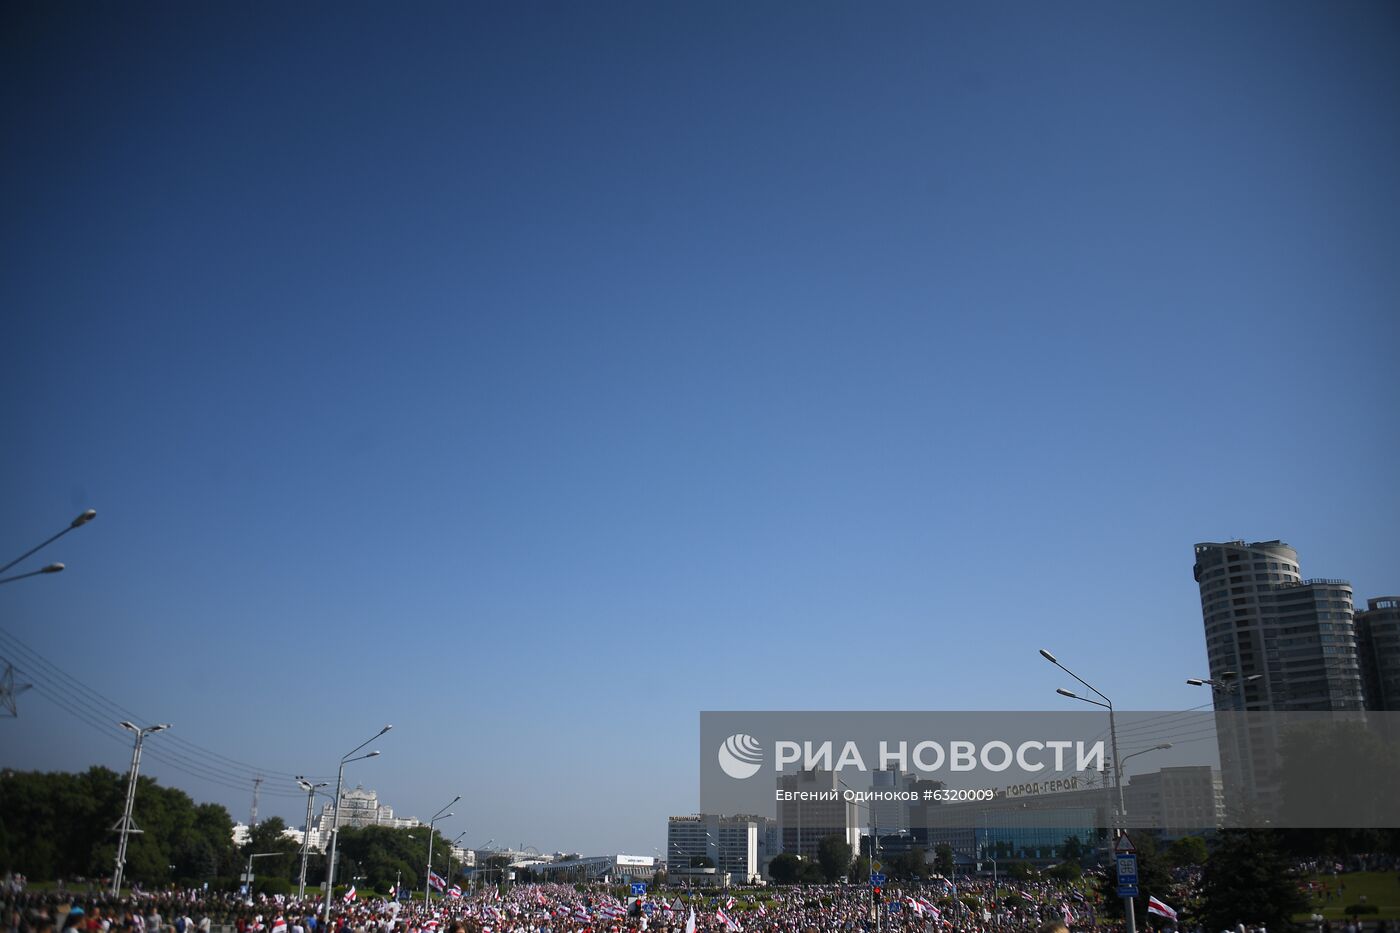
[295,777,330,899]
[111,721,170,896]
[445,831,467,889]
[322,725,391,923]
[839,779,882,932]
[0,562,66,586]
[243,852,282,898]
[1119,744,1173,771]
[425,796,460,905]
[1187,673,1261,706]
[0,510,96,584]
[1041,647,1137,933]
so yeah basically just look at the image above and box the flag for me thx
[427,871,446,892]
[388,885,396,900]
[342,887,356,904]
[1146,897,1177,921]
[724,897,735,911]
[684,909,696,933]
[446,886,462,900]
[1061,902,1077,924]
[271,918,287,933]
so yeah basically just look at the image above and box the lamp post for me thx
[322,725,391,924]
[111,721,170,897]
[1119,744,1173,772]
[295,777,329,899]
[1041,647,1136,933]
[424,796,460,905]
[0,562,66,586]
[243,852,282,898]
[445,831,467,890]
[0,510,96,584]
[1187,672,1261,710]
[839,779,880,932]
[475,840,494,891]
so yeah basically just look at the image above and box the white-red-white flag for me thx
[1146,896,1177,921]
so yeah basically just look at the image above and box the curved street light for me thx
[323,726,391,922]
[1,510,96,584]
[295,777,330,898]
[1040,647,1134,933]
[425,795,461,905]
[112,721,171,895]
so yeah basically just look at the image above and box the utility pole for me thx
[251,776,264,828]
[0,662,33,717]
[296,777,328,899]
[111,721,171,897]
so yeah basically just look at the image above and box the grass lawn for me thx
[1295,872,1400,922]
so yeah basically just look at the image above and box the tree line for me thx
[0,768,464,897]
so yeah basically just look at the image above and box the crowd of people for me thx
[0,873,1162,933]
[0,870,1381,933]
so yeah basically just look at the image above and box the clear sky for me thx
[2,1,1397,856]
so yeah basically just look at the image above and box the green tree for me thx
[1095,833,1172,922]
[816,835,851,883]
[335,825,429,893]
[892,846,926,881]
[0,767,235,889]
[1199,830,1308,931]
[1165,835,1209,869]
[241,817,301,890]
[767,853,802,885]
[1059,835,1086,863]
[1005,860,1036,882]
[933,844,954,878]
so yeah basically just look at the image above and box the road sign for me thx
[872,860,882,872]
[631,882,647,895]
[870,873,886,885]
[1116,853,1139,898]
[1115,832,1136,853]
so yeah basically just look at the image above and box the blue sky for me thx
[2,1,1397,855]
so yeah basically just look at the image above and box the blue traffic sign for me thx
[870,873,886,885]
[1115,853,1139,897]
[631,882,647,895]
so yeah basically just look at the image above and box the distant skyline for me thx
[2,0,1397,855]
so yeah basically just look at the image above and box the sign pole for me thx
[1115,832,1138,933]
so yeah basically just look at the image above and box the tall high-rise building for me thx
[775,769,860,862]
[868,767,914,834]
[666,814,761,884]
[1193,539,1366,822]
[1356,596,1400,711]
[1193,540,1364,712]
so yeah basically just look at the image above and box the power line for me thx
[0,629,332,797]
